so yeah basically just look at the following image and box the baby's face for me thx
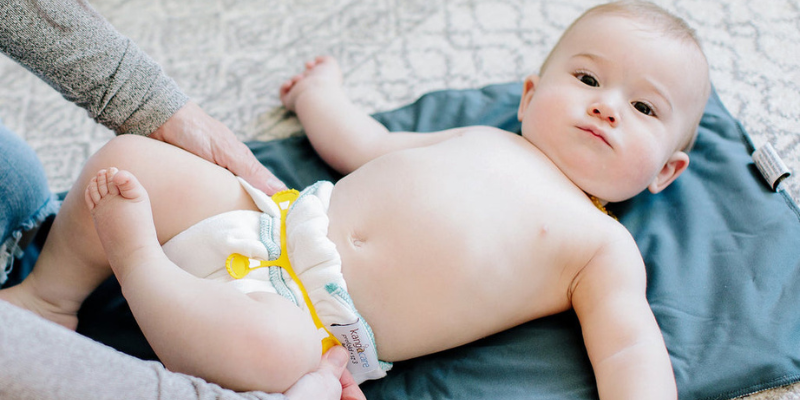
[519,14,708,202]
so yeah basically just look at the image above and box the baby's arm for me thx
[571,231,677,399]
[280,56,464,175]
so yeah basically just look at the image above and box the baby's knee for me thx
[85,134,155,172]
[96,134,151,159]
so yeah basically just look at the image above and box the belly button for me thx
[350,234,366,248]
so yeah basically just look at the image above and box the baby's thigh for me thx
[149,278,324,392]
[85,135,260,243]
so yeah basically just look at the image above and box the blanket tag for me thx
[753,143,791,191]
[329,319,385,383]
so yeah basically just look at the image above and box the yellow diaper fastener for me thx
[225,189,341,353]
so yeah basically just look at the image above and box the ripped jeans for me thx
[0,121,60,287]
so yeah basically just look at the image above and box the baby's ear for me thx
[648,151,690,194]
[518,74,540,122]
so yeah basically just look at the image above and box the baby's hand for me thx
[280,56,343,112]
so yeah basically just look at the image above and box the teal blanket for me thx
[38,82,797,399]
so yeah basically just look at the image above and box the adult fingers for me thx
[284,346,348,400]
[215,138,287,195]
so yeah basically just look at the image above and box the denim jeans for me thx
[0,120,60,286]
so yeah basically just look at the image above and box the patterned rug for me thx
[1,0,798,398]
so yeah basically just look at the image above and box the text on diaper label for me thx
[329,319,381,378]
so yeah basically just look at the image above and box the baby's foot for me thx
[280,55,343,112]
[85,168,163,284]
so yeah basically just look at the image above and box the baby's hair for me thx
[540,0,710,151]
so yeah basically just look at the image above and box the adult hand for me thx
[149,101,288,195]
[284,346,367,400]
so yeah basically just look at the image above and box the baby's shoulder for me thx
[589,214,639,251]
[586,220,646,279]
[449,125,518,140]
[480,125,520,136]
[451,126,538,154]
[561,217,648,309]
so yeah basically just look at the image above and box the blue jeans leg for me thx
[0,121,60,287]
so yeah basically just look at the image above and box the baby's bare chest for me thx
[327,135,614,356]
[330,133,607,312]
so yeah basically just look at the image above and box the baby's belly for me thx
[324,150,589,361]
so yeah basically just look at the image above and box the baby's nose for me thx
[589,103,618,126]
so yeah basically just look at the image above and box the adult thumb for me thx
[283,346,348,400]
[226,145,288,195]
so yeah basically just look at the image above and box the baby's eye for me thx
[633,101,655,116]
[576,73,599,87]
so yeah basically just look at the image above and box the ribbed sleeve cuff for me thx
[94,42,189,136]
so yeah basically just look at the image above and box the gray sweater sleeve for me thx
[0,0,188,136]
[0,301,287,400]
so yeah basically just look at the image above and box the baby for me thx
[0,1,710,398]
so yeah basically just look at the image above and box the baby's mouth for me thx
[578,126,611,147]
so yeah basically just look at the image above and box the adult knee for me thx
[0,126,57,286]
[0,127,52,244]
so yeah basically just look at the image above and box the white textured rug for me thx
[1,0,798,398]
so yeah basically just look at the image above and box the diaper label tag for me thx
[753,143,791,191]
[329,319,385,383]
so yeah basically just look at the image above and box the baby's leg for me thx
[0,135,321,391]
[87,168,322,392]
[0,135,260,329]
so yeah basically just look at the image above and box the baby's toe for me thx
[111,170,148,201]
